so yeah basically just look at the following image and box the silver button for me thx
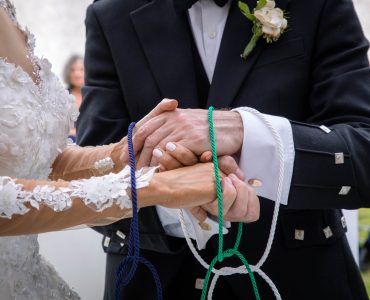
[335,153,344,164]
[341,216,347,229]
[339,186,351,195]
[103,237,111,248]
[208,31,217,39]
[294,229,305,241]
[120,243,125,247]
[323,226,333,239]
[319,125,331,134]
[195,278,204,290]
[116,230,126,240]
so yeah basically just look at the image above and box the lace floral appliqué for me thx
[0,166,156,219]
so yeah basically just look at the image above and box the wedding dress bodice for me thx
[0,2,81,299]
[0,1,78,180]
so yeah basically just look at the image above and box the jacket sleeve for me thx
[287,0,370,209]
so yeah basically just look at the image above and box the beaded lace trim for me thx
[94,157,115,174]
[0,166,156,219]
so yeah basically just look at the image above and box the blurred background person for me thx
[63,54,84,141]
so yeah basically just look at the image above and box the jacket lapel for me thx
[207,0,291,108]
[130,0,199,108]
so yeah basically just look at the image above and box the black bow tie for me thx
[174,0,229,12]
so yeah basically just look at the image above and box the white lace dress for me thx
[0,1,83,298]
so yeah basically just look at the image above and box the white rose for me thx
[254,2,287,40]
[265,0,275,8]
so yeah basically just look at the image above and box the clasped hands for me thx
[116,99,260,224]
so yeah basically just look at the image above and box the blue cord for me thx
[115,122,163,300]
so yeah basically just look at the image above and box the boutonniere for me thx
[238,0,288,59]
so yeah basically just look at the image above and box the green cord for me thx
[201,107,260,300]
[208,106,224,262]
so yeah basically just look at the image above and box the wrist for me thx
[137,172,170,208]
[214,110,244,155]
[110,138,127,173]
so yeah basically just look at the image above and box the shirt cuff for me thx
[155,206,229,250]
[233,107,295,205]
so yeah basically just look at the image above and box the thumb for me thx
[199,151,212,162]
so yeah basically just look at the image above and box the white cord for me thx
[178,107,285,299]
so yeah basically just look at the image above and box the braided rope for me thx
[200,107,260,300]
[179,106,285,299]
[115,122,163,300]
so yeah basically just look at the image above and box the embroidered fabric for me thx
[0,0,78,180]
[0,2,134,298]
[0,166,156,219]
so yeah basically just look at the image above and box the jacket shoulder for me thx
[91,0,147,16]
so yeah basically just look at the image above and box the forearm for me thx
[0,167,158,236]
[50,141,126,181]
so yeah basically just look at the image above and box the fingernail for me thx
[153,148,163,158]
[235,169,245,180]
[166,142,176,152]
[162,98,172,102]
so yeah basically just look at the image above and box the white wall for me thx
[12,0,92,79]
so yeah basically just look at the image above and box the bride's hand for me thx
[111,99,179,169]
[191,174,260,224]
[190,153,260,223]
[146,163,219,209]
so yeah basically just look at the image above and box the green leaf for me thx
[255,0,267,10]
[238,1,254,20]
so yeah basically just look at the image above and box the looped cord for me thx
[115,122,163,300]
[179,106,284,299]
[199,107,260,300]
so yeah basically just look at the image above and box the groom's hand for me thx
[191,174,260,224]
[190,155,259,223]
[131,107,244,168]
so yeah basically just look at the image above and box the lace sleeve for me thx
[0,166,156,220]
[50,141,125,181]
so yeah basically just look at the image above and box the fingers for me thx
[136,98,178,128]
[199,173,260,224]
[164,142,198,166]
[202,177,236,217]
[151,147,182,171]
[125,99,178,162]
[189,206,208,223]
[200,151,212,162]
[225,174,260,223]
[150,143,198,172]
[199,154,244,180]
[135,124,173,168]
[218,156,245,180]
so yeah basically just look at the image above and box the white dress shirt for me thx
[156,0,295,249]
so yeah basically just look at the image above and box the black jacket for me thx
[77,0,370,298]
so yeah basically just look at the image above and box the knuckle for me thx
[136,126,147,139]
[235,205,247,219]
[221,155,234,166]
[144,136,157,149]
[247,209,260,223]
